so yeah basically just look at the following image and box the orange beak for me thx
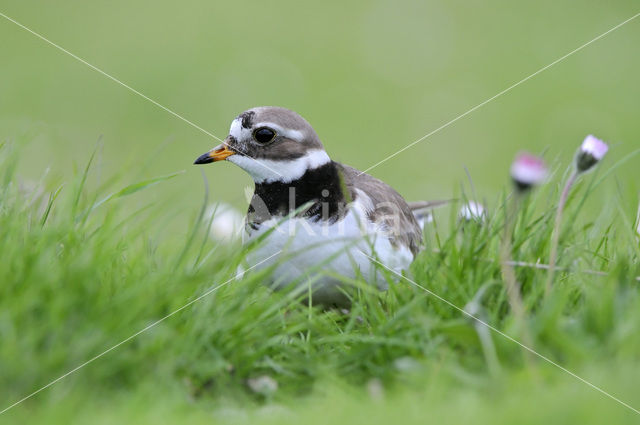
[193,144,236,164]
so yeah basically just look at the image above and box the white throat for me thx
[227,149,331,184]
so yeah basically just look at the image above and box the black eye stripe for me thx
[253,127,277,144]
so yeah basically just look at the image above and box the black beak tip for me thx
[194,153,213,165]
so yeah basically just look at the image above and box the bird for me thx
[195,106,432,306]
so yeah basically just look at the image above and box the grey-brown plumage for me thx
[337,163,423,255]
[195,106,439,305]
[206,106,428,257]
[245,160,424,255]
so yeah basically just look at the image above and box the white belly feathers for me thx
[242,198,414,305]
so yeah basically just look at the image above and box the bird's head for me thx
[194,106,330,184]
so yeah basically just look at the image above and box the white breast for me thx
[243,198,414,305]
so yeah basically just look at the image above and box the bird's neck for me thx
[248,161,349,222]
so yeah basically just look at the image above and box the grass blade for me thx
[92,170,185,210]
[40,184,64,227]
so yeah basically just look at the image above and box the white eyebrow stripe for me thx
[229,118,251,140]
[253,122,304,141]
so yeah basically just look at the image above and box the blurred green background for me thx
[1,0,638,227]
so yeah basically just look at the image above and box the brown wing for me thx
[336,163,423,256]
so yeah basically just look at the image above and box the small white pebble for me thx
[393,356,420,372]
[247,375,278,395]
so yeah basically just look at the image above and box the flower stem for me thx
[500,195,526,323]
[499,193,536,372]
[545,170,578,297]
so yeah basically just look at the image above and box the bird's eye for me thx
[253,127,276,144]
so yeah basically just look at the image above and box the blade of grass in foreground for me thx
[91,170,185,211]
[40,184,64,227]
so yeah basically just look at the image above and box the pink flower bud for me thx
[510,153,548,191]
[576,135,608,172]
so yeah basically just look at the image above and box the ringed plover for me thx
[195,106,426,306]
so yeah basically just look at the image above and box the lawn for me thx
[1,140,639,423]
[1,1,640,423]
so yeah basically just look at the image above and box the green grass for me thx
[1,142,640,424]
[1,1,639,422]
